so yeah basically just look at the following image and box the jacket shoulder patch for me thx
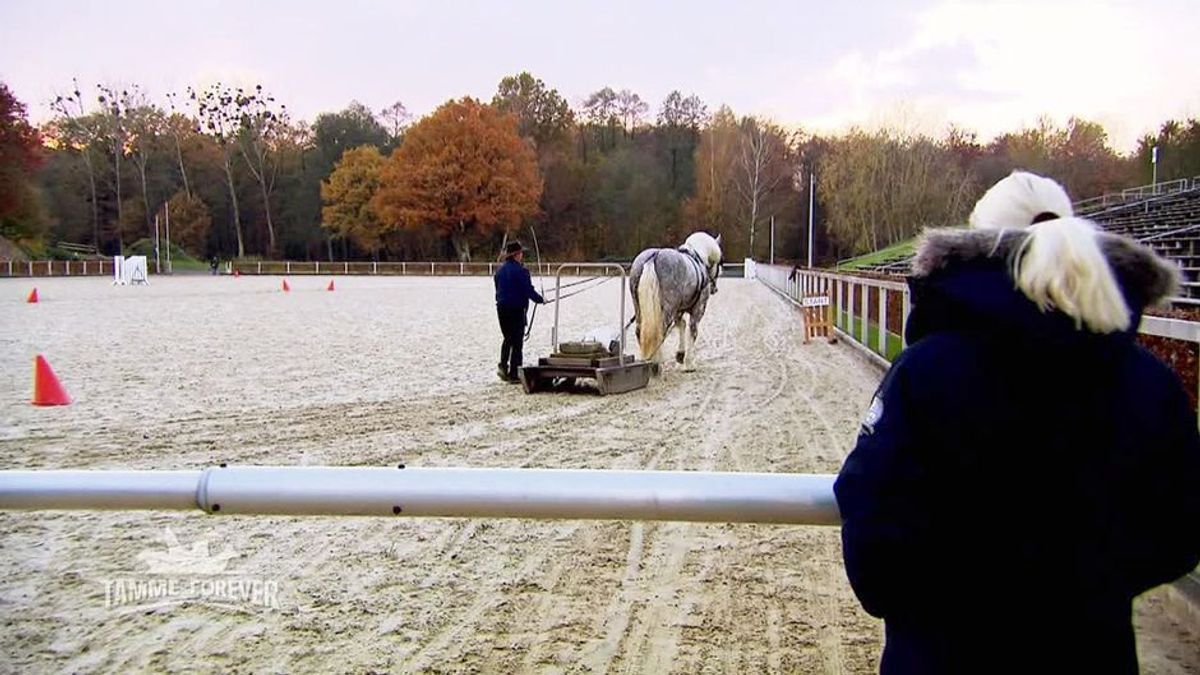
[860,395,884,436]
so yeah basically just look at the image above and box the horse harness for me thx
[677,246,716,312]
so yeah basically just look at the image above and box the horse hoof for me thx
[675,352,685,364]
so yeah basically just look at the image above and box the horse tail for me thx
[637,258,665,360]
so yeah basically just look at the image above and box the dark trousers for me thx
[497,305,527,379]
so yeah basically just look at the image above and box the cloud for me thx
[782,0,1200,150]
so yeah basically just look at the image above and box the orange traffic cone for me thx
[26,288,38,303]
[326,279,335,292]
[282,279,291,292]
[32,355,71,406]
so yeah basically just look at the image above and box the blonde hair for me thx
[970,171,1130,333]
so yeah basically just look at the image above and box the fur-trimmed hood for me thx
[913,227,1179,311]
[905,227,1180,344]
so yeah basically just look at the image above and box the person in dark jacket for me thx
[834,171,1200,674]
[494,240,545,383]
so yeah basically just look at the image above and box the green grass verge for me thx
[836,239,918,271]
[835,310,904,361]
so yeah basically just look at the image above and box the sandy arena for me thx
[1,275,1196,673]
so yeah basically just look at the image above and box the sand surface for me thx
[0,275,1195,673]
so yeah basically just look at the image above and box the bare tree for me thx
[190,83,247,257]
[118,86,163,239]
[234,85,288,255]
[380,100,410,143]
[49,79,100,247]
[616,89,648,138]
[96,84,130,251]
[164,91,192,197]
[582,87,619,150]
[736,118,788,258]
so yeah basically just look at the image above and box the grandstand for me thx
[1085,181,1200,302]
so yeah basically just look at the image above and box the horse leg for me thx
[675,318,687,363]
[684,298,709,372]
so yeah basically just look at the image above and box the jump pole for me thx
[0,467,840,526]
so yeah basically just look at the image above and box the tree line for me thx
[2,74,1199,265]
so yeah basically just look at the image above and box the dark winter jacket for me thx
[494,258,545,310]
[834,227,1200,674]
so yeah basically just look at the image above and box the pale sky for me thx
[2,0,1198,152]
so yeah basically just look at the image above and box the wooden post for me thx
[860,283,869,345]
[878,287,888,355]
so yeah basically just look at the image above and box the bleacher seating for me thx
[1089,187,1200,302]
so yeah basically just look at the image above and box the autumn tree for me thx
[0,83,45,244]
[321,145,386,255]
[163,190,212,255]
[688,106,741,245]
[819,127,975,254]
[491,72,574,149]
[372,98,541,261]
[1134,118,1200,186]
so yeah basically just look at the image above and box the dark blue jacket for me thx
[834,228,1200,674]
[494,258,544,310]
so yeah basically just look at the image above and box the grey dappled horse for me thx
[629,232,723,371]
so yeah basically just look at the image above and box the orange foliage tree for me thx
[372,98,542,261]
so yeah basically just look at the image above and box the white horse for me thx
[630,232,723,371]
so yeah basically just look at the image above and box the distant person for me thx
[494,241,545,383]
[834,171,1200,673]
[209,256,219,275]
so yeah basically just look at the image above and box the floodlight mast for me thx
[0,466,841,526]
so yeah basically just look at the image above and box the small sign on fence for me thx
[802,295,835,344]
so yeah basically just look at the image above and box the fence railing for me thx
[1074,176,1200,214]
[0,259,115,278]
[757,264,909,368]
[2,259,746,280]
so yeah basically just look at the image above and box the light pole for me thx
[1152,145,1159,193]
[807,168,815,269]
[769,215,775,265]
